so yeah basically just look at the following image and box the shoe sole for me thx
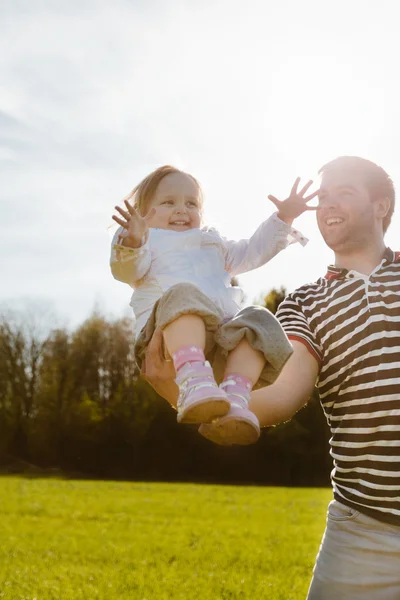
[199,416,260,445]
[178,397,230,424]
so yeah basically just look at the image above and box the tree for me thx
[258,286,287,314]
[0,296,332,486]
[0,309,49,457]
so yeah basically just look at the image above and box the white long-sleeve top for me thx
[110,213,307,337]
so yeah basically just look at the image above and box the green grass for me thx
[0,477,331,599]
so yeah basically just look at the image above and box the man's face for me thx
[317,168,380,252]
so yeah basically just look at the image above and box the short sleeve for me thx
[276,294,323,363]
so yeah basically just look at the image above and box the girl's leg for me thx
[163,314,206,354]
[204,339,264,445]
[199,305,292,446]
[223,338,265,384]
[198,339,266,446]
[162,314,230,424]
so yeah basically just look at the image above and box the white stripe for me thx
[318,347,400,391]
[368,291,400,304]
[347,363,400,381]
[337,377,400,398]
[293,281,342,305]
[329,408,400,420]
[333,487,400,515]
[303,279,360,313]
[320,364,400,400]
[332,424,400,434]
[315,297,367,343]
[330,451,400,463]
[334,482,400,504]
[334,476,400,490]
[322,314,400,356]
[320,329,400,378]
[324,393,400,411]
[331,439,400,448]
[311,291,366,337]
[335,465,400,478]
[377,269,400,278]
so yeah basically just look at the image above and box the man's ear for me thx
[375,196,391,221]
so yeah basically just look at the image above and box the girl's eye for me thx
[162,200,174,205]
[187,201,198,207]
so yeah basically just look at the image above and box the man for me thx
[142,156,400,599]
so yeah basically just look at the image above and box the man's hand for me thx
[250,340,319,427]
[268,178,319,225]
[112,200,156,248]
[141,328,179,408]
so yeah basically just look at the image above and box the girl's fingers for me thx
[290,177,301,196]
[115,206,131,221]
[305,205,319,211]
[298,180,313,197]
[112,215,128,227]
[124,200,143,220]
[124,200,135,215]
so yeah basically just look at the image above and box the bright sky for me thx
[1,0,399,329]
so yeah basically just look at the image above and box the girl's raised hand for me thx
[112,200,156,248]
[268,178,319,225]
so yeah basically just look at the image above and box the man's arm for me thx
[249,340,319,426]
[142,332,319,425]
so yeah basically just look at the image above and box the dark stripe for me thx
[334,471,400,486]
[319,337,400,384]
[335,489,400,512]
[334,458,400,472]
[321,321,400,360]
[332,445,400,457]
[332,398,400,416]
[334,430,400,442]
[334,479,400,498]
[334,493,400,525]
[327,383,400,404]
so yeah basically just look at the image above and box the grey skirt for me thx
[134,283,293,386]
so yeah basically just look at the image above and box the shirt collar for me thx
[324,247,398,281]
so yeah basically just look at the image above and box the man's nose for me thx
[319,195,339,209]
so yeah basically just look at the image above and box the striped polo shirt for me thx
[276,247,400,525]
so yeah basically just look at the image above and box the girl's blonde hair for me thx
[125,165,204,216]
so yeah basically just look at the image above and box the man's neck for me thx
[334,241,387,276]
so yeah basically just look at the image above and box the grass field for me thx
[0,477,332,599]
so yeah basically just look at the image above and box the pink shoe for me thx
[198,377,260,445]
[176,362,230,424]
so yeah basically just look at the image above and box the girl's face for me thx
[145,172,202,231]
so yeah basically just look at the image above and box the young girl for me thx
[110,166,317,444]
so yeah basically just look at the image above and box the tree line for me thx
[0,289,332,486]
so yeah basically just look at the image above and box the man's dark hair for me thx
[318,156,395,233]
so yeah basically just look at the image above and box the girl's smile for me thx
[146,172,202,232]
